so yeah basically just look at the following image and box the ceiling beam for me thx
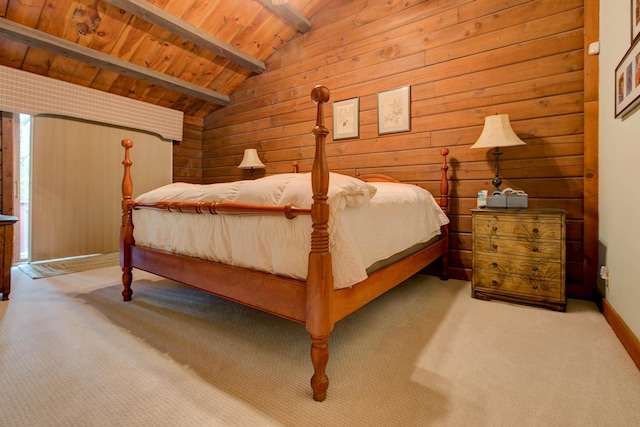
[255,0,311,33]
[103,0,266,74]
[0,18,230,106]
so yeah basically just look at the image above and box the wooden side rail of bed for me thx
[119,85,450,401]
[133,200,311,219]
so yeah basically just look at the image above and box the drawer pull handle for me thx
[533,228,539,233]
[532,248,539,252]
[532,285,539,290]
[491,262,498,267]
[491,280,499,286]
[492,244,498,250]
[532,266,539,271]
[492,226,498,231]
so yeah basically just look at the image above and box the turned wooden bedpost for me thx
[120,139,135,301]
[439,148,450,281]
[306,85,333,401]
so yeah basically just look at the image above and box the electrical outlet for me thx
[600,266,610,289]
[600,266,609,279]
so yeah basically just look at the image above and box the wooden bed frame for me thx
[119,85,450,401]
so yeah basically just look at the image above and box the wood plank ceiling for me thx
[0,0,328,118]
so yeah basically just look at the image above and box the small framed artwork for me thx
[633,0,640,42]
[615,36,640,118]
[332,97,359,139]
[378,86,410,134]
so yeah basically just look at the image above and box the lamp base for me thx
[492,148,503,195]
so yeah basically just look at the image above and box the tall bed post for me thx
[439,148,450,280]
[306,85,333,402]
[120,139,134,301]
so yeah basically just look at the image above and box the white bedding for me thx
[132,173,449,289]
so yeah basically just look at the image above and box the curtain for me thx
[30,116,172,261]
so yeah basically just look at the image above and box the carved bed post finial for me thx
[122,139,133,211]
[307,85,333,401]
[120,139,135,301]
[310,85,330,199]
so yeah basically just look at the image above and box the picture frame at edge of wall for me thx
[615,35,640,118]
[377,86,411,135]
[632,0,640,43]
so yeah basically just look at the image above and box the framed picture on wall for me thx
[332,97,359,139]
[633,0,640,42]
[377,86,410,134]
[615,36,640,118]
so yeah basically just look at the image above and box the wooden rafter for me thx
[0,18,231,106]
[103,0,267,74]
[255,0,312,33]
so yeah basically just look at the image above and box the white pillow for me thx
[277,172,377,209]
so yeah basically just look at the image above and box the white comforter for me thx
[132,173,449,289]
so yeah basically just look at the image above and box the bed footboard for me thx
[119,85,335,401]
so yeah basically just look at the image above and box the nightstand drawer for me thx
[473,234,562,259]
[474,252,562,282]
[473,214,562,241]
[473,268,563,300]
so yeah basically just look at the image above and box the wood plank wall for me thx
[198,0,591,297]
[173,115,204,183]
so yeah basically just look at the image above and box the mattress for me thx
[132,173,449,289]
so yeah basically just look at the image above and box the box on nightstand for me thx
[486,193,528,209]
[486,194,506,208]
[506,194,528,208]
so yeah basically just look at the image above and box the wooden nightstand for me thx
[472,208,566,311]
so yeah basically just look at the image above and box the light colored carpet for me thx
[17,252,119,279]
[1,266,639,426]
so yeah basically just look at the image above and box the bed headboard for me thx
[356,174,401,183]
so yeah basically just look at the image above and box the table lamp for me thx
[238,148,265,179]
[470,114,526,195]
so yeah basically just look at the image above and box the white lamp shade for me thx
[238,148,265,169]
[470,114,526,149]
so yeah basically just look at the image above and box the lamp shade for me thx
[238,148,265,169]
[470,114,526,149]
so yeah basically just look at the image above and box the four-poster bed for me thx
[119,85,451,401]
